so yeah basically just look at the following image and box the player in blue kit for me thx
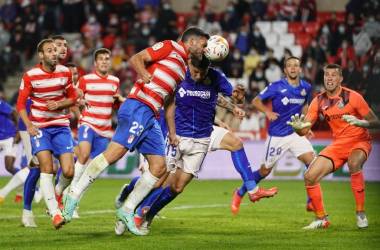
[230,56,316,214]
[132,55,277,235]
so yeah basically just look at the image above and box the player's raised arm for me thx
[130,49,153,84]
[252,96,279,122]
[216,94,245,122]
[230,86,246,104]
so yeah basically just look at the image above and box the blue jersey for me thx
[18,98,32,131]
[157,109,168,137]
[0,98,16,140]
[258,77,311,137]
[175,67,233,138]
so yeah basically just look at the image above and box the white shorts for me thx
[0,137,18,157]
[262,132,314,169]
[208,126,230,152]
[20,131,39,165]
[166,135,210,178]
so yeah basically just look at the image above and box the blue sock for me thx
[252,170,263,184]
[14,168,21,174]
[238,169,264,197]
[23,168,41,210]
[136,187,163,217]
[237,183,247,197]
[74,156,77,163]
[119,177,139,202]
[149,184,176,216]
[231,148,257,190]
[55,167,62,186]
[305,163,311,203]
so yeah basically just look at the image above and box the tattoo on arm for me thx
[217,94,236,111]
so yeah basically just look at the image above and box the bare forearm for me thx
[18,109,32,127]
[217,94,236,111]
[130,54,150,78]
[71,106,81,120]
[58,98,75,109]
[366,117,380,128]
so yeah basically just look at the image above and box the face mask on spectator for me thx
[250,50,256,56]
[338,26,345,33]
[306,62,313,68]
[369,18,375,23]
[96,5,104,11]
[233,53,241,60]
[269,65,276,70]
[255,72,263,78]
[254,31,260,37]
[96,41,103,48]
[287,0,292,3]
[150,18,157,25]
[5,46,11,53]
[142,29,150,36]
[121,62,128,69]
[376,53,380,57]
[342,43,348,49]
[0,26,3,32]
[374,69,380,75]
[110,18,118,25]
[148,40,155,46]
[363,66,369,72]
[226,6,234,13]
[240,31,246,36]
[6,0,12,5]
[322,27,329,34]
[347,20,354,25]
[299,72,305,78]
[163,4,171,10]
[74,40,81,47]
[89,17,96,23]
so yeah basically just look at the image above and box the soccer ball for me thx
[204,35,229,61]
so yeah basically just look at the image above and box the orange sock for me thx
[351,170,365,211]
[305,184,326,218]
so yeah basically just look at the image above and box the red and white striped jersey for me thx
[128,40,189,117]
[17,63,77,128]
[78,72,120,138]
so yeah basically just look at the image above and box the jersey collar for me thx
[95,70,109,79]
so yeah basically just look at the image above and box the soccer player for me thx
[230,56,315,214]
[62,27,209,235]
[134,55,277,235]
[65,48,119,217]
[17,38,77,229]
[287,64,380,229]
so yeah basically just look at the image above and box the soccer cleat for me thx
[115,184,129,209]
[303,215,330,229]
[72,206,80,219]
[45,207,50,215]
[21,215,37,227]
[356,211,369,229]
[34,189,43,203]
[231,188,243,214]
[115,208,141,236]
[13,195,23,203]
[306,202,315,212]
[0,196,5,209]
[52,214,66,229]
[135,215,143,228]
[139,206,155,236]
[115,220,127,235]
[61,194,79,222]
[248,187,278,203]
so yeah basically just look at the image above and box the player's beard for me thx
[44,56,58,69]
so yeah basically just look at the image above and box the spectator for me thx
[235,25,249,55]
[353,24,372,57]
[318,24,332,55]
[0,20,11,51]
[346,13,357,34]
[297,0,316,22]
[81,13,103,40]
[326,11,339,33]
[279,0,297,22]
[342,59,361,89]
[364,64,380,106]
[346,0,363,20]
[92,0,110,28]
[266,0,280,21]
[70,37,85,62]
[302,37,326,65]
[140,3,153,24]
[24,14,39,60]
[250,0,267,21]
[239,108,266,140]
[244,47,261,76]
[280,48,292,67]
[62,0,85,33]
[249,67,268,91]
[355,63,372,94]
[331,22,353,56]
[264,48,280,69]
[363,13,380,42]
[219,1,240,32]
[249,26,266,55]
[368,46,380,67]
[0,0,17,25]
[301,57,317,83]
[336,39,355,69]
[9,24,27,72]
[119,0,137,22]
[158,0,176,30]
[226,48,244,78]
[45,0,62,34]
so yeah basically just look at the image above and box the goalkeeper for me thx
[287,64,380,229]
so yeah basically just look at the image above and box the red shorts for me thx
[319,138,372,171]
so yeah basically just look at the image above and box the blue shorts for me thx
[72,138,78,147]
[78,125,108,159]
[21,150,28,167]
[112,98,165,156]
[30,126,74,158]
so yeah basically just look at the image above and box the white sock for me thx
[22,209,33,218]
[55,173,72,195]
[247,186,259,195]
[16,185,24,196]
[70,161,86,193]
[70,154,109,200]
[122,170,159,213]
[40,173,60,218]
[0,168,29,198]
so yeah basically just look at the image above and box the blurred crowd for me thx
[0,0,379,135]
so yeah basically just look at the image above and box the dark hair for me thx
[181,27,210,42]
[37,39,54,53]
[283,56,300,68]
[190,54,210,69]
[50,35,66,41]
[325,64,342,76]
[94,48,111,61]
[64,62,76,68]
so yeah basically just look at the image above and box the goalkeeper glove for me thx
[286,113,311,132]
[342,115,369,128]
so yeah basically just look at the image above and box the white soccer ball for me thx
[204,35,229,61]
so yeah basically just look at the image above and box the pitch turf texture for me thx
[0,178,379,250]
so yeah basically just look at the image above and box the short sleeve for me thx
[146,41,173,62]
[257,83,276,101]
[215,69,233,96]
[353,91,371,118]
[77,77,86,93]
[17,73,33,112]
[306,96,319,121]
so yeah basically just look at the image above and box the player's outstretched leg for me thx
[351,170,368,228]
[0,167,30,208]
[304,163,314,212]
[115,177,140,209]
[135,187,164,227]
[304,183,329,229]
[22,168,40,226]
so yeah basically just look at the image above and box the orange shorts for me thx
[319,138,372,171]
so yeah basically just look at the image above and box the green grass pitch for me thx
[0,178,379,250]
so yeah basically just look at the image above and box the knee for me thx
[149,161,167,178]
[304,171,316,185]
[347,158,362,174]
[232,138,244,151]
[79,151,90,163]
[170,183,183,196]
[62,166,75,179]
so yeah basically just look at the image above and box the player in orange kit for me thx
[287,64,380,229]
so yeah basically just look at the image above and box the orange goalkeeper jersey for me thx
[307,87,371,141]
